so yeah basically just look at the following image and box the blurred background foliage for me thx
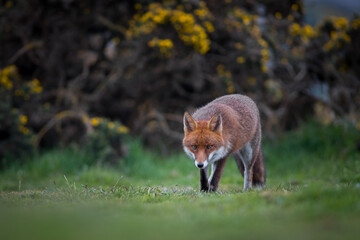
[0,0,359,168]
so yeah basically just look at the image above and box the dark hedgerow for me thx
[0,0,359,166]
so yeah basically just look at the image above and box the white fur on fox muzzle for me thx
[184,147,195,160]
[195,160,208,169]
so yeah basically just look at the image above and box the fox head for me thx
[182,112,227,169]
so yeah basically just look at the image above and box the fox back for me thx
[183,94,265,191]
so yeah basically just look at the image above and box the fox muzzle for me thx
[195,160,208,169]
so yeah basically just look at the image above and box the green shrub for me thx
[0,65,41,168]
[84,117,129,165]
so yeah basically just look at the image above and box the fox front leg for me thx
[208,157,228,192]
[199,166,209,191]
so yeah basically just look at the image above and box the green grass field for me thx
[1,122,359,240]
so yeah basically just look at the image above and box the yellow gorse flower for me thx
[275,12,282,20]
[19,115,28,125]
[108,122,115,129]
[323,31,351,51]
[258,38,268,48]
[289,23,301,36]
[332,17,348,30]
[234,42,244,49]
[171,10,210,54]
[29,78,43,94]
[15,89,24,96]
[1,65,43,96]
[243,15,251,25]
[117,125,129,134]
[234,8,245,18]
[261,65,269,73]
[231,7,258,30]
[0,65,17,90]
[203,21,214,33]
[148,38,174,57]
[261,49,269,58]
[291,4,299,11]
[288,23,316,44]
[128,1,212,55]
[302,24,316,38]
[194,9,208,19]
[352,19,360,29]
[90,117,102,126]
[1,65,17,75]
[18,125,30,135]
[158,39,173,48]
[0,75,13,90]
[236,56,245,64]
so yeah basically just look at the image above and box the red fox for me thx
[183,94,266,192]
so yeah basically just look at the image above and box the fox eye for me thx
[207,145,214,149]
[191,145,198,150]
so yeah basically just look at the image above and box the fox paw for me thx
[209,184,218,192]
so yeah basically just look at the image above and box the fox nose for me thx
[197,163,204,168]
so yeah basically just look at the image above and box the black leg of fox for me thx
[209,157,228,192]
[200,167,209,191]
[252,149,266,187]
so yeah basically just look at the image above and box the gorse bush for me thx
[0,66,129,168]
[127,1,213,54]
[122,1,360,139]
[85,117,129,165]
[0,65,39,166]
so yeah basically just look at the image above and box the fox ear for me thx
[184,112,196,134]
[209,113,222,133]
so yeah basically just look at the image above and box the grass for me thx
[0,121,360,240]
